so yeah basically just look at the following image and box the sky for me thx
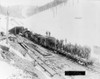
[21,0,100,47]
[0,0,100,48]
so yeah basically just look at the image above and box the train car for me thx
[9,26,24,35]
[9,27,93,66]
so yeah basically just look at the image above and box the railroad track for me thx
[83,64,100,74]
[20,41,66,79]
[17,36,100,73]
[8,35,100,78]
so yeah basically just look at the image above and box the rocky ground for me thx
[0,40,47,79]
[0,35,100,79]
[0,52,37,79]
[9,35,100,79]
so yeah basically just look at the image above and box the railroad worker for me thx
[65,38,67,45]
[0,32,4,36]
[48,32,51,37]
[46,31,51,37]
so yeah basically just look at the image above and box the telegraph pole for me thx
[6,7,9,44]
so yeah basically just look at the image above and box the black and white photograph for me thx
[0,0,100,79]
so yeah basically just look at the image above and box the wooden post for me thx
[6,7,9,44]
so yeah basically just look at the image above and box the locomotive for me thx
[9,26,93,66]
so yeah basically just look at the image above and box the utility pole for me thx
[6,7,9,44]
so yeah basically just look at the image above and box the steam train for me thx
[9,27,93,66]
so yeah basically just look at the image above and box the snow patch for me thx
[0,60,22,79]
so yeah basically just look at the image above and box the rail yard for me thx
[0,31,100,79]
